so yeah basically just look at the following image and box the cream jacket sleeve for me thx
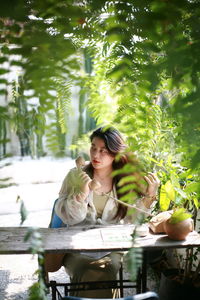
[55,168,92,225]
[55,168,154,226]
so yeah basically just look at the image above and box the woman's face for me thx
[90,137,115,170]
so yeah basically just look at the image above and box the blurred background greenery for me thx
[1,1,200,299]
[1,0,200,188]
[1,0,200,205]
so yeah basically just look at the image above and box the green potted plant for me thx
[164,208,193,241]
[155,174,200,300]
[149,178,195,239]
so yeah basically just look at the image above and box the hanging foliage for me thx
[1,0,200,168]
[1,1,200,297]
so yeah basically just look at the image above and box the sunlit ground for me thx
[0,156,74,299]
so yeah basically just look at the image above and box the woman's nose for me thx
[93,150,99,158]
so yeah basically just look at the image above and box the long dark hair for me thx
[85,126,145,220]
[90,126,126,155]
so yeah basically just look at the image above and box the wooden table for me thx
[0,225,200,292]
[0,225,200,254]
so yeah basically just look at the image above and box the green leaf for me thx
[118,175,137,186]
[159,184,171,211]
[20,201,28,225]
[28,281,48,300]
[184,182,200,194]
[170,173,180,188]
[118,183,138,194]
[119,192,139,202]
[165,180,176,201]
[174,187,187,199]
[125,247,143,281]
[169,208,192,224]
[193,197,199,209]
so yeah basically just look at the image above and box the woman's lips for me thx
[92,160,100,164]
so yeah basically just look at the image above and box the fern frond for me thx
[125,247,143,282]
[54,78,72,134]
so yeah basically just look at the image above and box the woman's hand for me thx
[144,172,160,198]
[78,170,91,197]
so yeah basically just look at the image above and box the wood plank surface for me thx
[0,225,200,254]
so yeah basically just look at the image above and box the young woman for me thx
[54,126,160,298]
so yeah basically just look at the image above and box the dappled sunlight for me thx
[0,157,74,227]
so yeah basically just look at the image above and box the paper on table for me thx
[100,224,149,243]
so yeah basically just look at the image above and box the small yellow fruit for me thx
[75,156,85,168]
[89,179,101,191]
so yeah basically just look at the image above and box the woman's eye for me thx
[101,149,108,154]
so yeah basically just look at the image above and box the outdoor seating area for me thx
[46,202,140,300]
[1,1,200,300]
[47,276,138,300]
[1,224,200,299]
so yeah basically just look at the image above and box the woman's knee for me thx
[109,252,123,273]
